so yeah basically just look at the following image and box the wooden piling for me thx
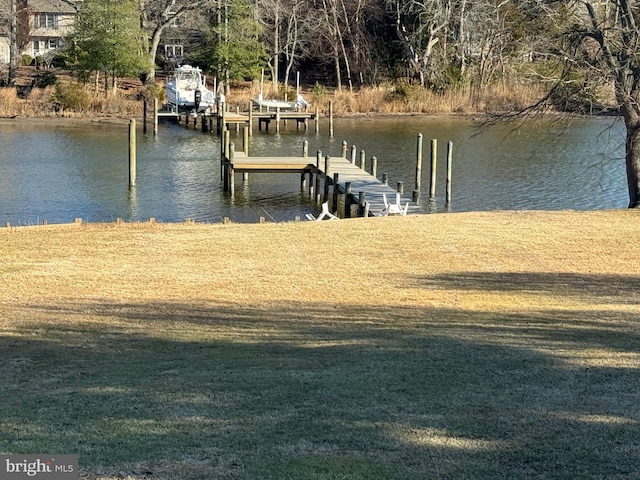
[276,107,281,133]
[323,155,331,203]
[360,150,366,170]
[342,141,348,158]
[315,150,322,203]
[303,139,309,158]
[332,173,339,213]
[228,142,235,196]
[413,133,423,203]
[143,98,147,134]
[382,173,389,185]
[129,119,136,188]
[153,98,158,136]
[315,107,319,134]
[397,181,404,194]
[429,138,437,200]
[248,101,253,136]
[243,127,249,155]
[344,182,352,218]
[350,145,357,164]
[371,156,377,178]
[446,140,453,204]
[329,101,334,138]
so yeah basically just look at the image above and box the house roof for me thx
[27,0,78,14]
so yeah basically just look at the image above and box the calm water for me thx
[0,116,628,225]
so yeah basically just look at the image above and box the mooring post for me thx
[143,98,147,134]
[153,98,158,136]
[329,101,334,138]
[303,139,309,158]
[446,140,453,204]
[332,173,339,213]
[243,126,249,156]
[429,138,438,200]
[360,150,366,170]
[413,133,423,203]
[276,106,281,133]
[358,191,366,217]
[397,181,404,194]
[350,145,357,164]
[228,142,235,197]
[315,107,319,134]
[344,182,352,218]
[129,119,136,188]
[248,101,253,137]
[316,150,322,203]
[382,173,389,186]
[342,140,348,158]
[235,106,240,133]
[371,156,377,178]
[323,155,331,203]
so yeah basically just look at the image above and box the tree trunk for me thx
[8,0,17,86]
[625,122,640,208]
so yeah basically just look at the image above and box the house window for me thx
[164,45,183,58]
[47,39,58,49]
[35,13,58,29]
[33,40,40,53]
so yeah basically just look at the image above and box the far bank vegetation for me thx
[0,0,617,118]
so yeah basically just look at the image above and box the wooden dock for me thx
[222,141,422,218]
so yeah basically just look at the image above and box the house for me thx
[18,0,77,62]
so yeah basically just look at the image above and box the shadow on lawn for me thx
[1,281,639,479]
[413,271,640,304]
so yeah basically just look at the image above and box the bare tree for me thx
[139,0,215,82]
[521,0,640,207]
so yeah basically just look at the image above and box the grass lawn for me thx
[1,211,639,479]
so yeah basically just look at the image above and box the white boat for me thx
[251,93,311,111]
[165,65,216,112]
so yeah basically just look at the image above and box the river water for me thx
[0,115,628,225]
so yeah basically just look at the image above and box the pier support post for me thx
[429,138,438,200]
[276,107,281,133]
[315,150,322,203]
[332,173,339,214]
[129,119,136,188]
[350,145,357,164]
[243,127,249,155]
[315,107,319,134]
[358,191,366,217]
[303,139,309,158]
[153,98,158,136]
[446,140,453,204]
[143,98,147,134]
[397,181,404,194]
[344,182,352,218]
[360,150,366,170]
[248,101,253,136]
[329,101,334,138]
[371,156,377,178]
[413,133,423,204]
[382,173,389,186]
[342,141,348,158]
[323,155,331,203]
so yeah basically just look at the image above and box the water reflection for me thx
[0,116,628,225]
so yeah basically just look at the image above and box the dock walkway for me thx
[223,145,422,218]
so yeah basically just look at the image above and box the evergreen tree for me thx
[67,0,148,89]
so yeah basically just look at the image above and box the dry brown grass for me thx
[1,210,640,479]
